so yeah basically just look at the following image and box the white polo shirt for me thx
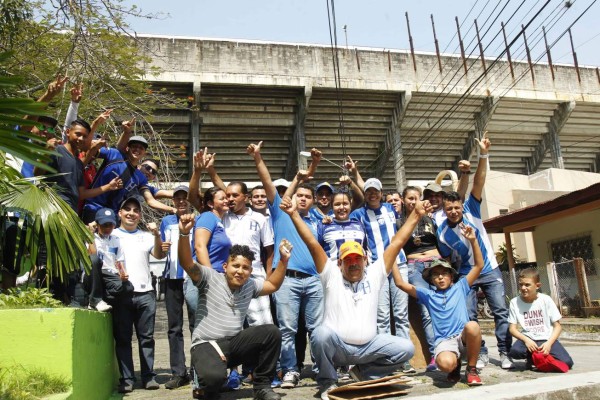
[320,258,386,345]
[223,209,274,277]
[113,228,155,292]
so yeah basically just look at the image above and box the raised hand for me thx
[279,238,293,262]
[460,223,477,242]
[296,169,313,182]
[106,177,123,191]
[338,175,351,186]
[178,213,195,234]
[310,147,322,163]
[344,155,358,173]
[279,195,297,215]
[414,200,433,216]
[122,117,136,134]
[147,222,159,236]
[93,109,113,127]
[45,75,69,99]
[458,160,471,173]
[474,131,491,154]
[246,141,263,156]
[70,83,83,103]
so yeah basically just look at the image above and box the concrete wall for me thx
[0,308,117,400]
[137,36,600,101]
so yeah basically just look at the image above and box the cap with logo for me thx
[363,178,382,192]
[95,207,117,225]
[315,182,334,193]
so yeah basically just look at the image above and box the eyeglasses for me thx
[39,126,56,136]
[142,164,157,175]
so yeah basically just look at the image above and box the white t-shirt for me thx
[320,258,386,345]
[113,228,155,292]
[223,209,274,278]
[94,233,124,274]
[508,293,562,341]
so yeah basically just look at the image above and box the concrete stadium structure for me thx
[137,35,600,189]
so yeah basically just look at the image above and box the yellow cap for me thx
[339,241,364,260]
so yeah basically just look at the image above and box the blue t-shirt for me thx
[436,194,498,276]
[82,147,149,214]
[309,206,334,222]
[350,202,406,264]
[416,278,471,346]
[193,211,232,273]
[317,219,367,261]
[268,192,318,275]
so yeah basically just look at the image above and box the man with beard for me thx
[280,194,432,400]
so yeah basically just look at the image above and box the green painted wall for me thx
[0,308,117,400]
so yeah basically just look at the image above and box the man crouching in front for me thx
[177,213,289,400]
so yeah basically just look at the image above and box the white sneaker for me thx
[280,371,300,389]
[500,353,515,369]
[476,353,489,369]
[94,300,112,312]
[320,383,338,400]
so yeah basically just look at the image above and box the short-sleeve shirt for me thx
[318,219,367,261]
[160,214,191,279]
[268,193,318,275]
[112,228,155,292]
[191,264,263,346]
[436,194,498,276]
[83,147,149,214]
[223,209,274,277]
[321,258,386,345]
[94,233,124,274]
[193,212,232,273]
[416,278,471,346]
[350,203,406,264]
[47,145,83,211]
[508,293,562,341]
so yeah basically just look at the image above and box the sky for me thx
[123,0,600,67]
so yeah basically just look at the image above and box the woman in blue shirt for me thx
[193,187,232,272]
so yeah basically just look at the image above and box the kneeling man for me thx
[177,213,288,400]
[280,195,432,399]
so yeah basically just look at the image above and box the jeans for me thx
[165,279,187,377]
[508,339,573,368]
[184,278,198,334]
[273,275,324,373]
[463,268,512,355]
[311,325,414,387]
[377,263,409,339]
[110,291,157,384]
[407,260,436,355]
[191,325,281,395]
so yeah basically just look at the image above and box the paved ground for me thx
[112,300,600,400]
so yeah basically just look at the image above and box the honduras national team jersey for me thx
[436,194,498,276]
[318,219,367,261]
[160,214,189,279]
[350,203,406,264]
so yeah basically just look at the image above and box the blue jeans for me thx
[311,325,414,386]
[407,260,436,355]
[463,268,512,355]
[273,275,324,373]
[377,263,409,339]
[508,339,573,368]
[110,291,157,385]
[183,278,198,334]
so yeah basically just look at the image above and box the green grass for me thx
[0,365,69,400]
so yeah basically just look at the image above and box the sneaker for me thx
[144,378,160,390]
[270,376,282,388]
[476,353,489,369]
[337,366,351,382]
[164,374,190,389]
[254,387,281,400]
[88,300,112,312]
[500,352,515,369]
[465,366,483,386]
[447,359,461,383]
[118,382,133,393]
[348,365,365,382]
[280,371,300,389]
[242,373,253,385]
[426,357,439,372]
[320,383,338,400]
[226,369,241,390]
[402,361,416,374]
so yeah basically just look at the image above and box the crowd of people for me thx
[6,77,574,400]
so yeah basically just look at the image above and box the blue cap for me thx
[315,182,334,193]
[95,208,117,225]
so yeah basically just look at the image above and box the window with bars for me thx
[550,234,597,276]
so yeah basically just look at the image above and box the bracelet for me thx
[179,232,190,237]
[479,154,489,159]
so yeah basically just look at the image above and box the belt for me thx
[407,257,438,264]
[285,270,314,279]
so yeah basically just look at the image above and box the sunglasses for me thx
[39,126,57,136]
[142,164,157,175]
